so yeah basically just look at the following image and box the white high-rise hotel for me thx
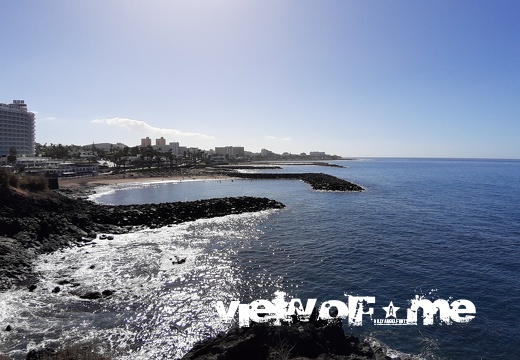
[0,100,35,156]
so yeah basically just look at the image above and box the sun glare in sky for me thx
[1,0,519,158]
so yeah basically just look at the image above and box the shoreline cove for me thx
[0,171,393,359]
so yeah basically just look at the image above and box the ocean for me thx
[1,158,519,359]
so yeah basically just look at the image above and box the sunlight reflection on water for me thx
[0,210,281,359]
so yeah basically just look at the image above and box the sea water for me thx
[1,158,519,359]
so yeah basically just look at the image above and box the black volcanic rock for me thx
[78,291,103,300]
[182,323,410,360]
[101,289,115,297]
[229,172,364,192]
[26,347,56,360]
[0,188,285,291]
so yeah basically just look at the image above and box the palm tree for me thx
[155,155,163,168]
[168,150,175,174]
[7,147,17,166]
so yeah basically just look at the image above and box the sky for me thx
[1,0,519,158]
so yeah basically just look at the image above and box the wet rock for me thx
[26,347,56,360]
[173,256,187,265]
[182,323,409,360]
[102,289,115,297]
[5,324,11,331]
[230,172,364,192]
[79,291,102,300]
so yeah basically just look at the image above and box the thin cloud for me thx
[38,116,57,122]
[265,135,292,141]
[92,117,214,139]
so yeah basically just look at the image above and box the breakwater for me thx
[0,188,285,290]
[229,172,364,192]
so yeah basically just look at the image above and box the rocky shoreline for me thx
[0,170,363,290]
[0,187,285,291]
[19,322,414,360]
[1,172,373,360]
[182,322,413,360]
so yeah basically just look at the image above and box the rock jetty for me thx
[230,172,364,192]
[0,188,285,290]
[182,322,413,360]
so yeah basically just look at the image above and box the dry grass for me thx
[267,338,296,360]
[0,168,18,188]
[0,169,48,192]
[19,175,48,192]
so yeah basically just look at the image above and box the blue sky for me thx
[1,0,519,158]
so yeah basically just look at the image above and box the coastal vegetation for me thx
[0,168,48,191]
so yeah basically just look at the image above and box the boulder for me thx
[26,347,55,360]
[78,291,102,300]
[102,289,115,297]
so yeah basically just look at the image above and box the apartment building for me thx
[141,137,152,147]
[214,146,245,157]
[0,100,35,156]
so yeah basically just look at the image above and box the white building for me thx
[261,148,274,157]
[91,143,126,151]
[0,100,35,156]
[168,142,180,155]
[215,146,245,157]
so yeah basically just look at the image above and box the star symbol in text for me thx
[382,301,400,318]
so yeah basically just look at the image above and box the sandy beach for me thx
[58,171,231,189]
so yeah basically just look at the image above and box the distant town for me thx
[1,99,342,178]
